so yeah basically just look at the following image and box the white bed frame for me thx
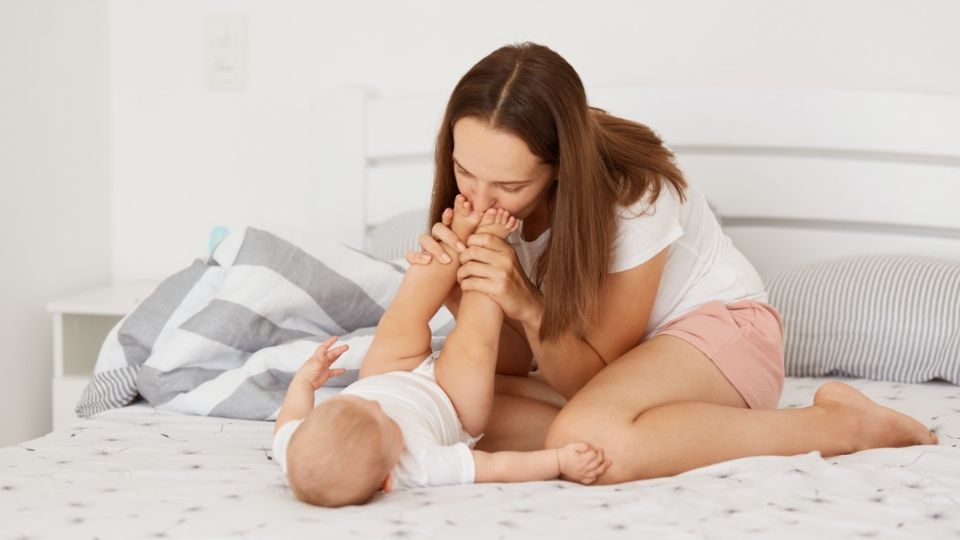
[315,87,960,278]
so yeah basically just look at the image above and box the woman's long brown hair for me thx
[430,42,687,341]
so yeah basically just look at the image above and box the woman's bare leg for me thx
[494,372,567,409]
[474,393,560,452]
[471,374,564,452]
[544,335,939,484]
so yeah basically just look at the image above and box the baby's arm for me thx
[275,376,315,436]
[274,337,347,435]
[471,442,611,485]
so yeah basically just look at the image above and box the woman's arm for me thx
[459,233,670,399]
[522,249,669,398]
[497,318,534,376]
[472,442,610,484]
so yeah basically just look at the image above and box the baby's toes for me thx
[479,207,498,226]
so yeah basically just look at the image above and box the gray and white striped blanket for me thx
[76,226,452,420]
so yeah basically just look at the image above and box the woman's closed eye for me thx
[455,163,526,192]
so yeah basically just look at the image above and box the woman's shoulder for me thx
[615,181,686,227]
[608,182,688,273]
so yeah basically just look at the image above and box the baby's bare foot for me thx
[450,194,481,242]
[476,208,520,240]
[813,381,939,455]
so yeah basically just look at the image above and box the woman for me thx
[409,42,937,483]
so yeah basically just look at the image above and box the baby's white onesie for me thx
[272,354,478,488]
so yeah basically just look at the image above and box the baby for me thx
[272,197,612,506]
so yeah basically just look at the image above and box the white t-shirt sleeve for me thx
[421,443,476,486]
[610,186,684,274]
[271,419,302,477]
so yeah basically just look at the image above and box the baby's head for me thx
[286,395,403,507]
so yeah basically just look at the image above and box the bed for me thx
[3,378,958,539]
[4,86,960,538]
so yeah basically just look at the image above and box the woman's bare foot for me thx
[813,381,939,455]
[476,207,520,240]
[450,194,482,242]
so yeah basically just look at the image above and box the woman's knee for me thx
[547,409,670,484]
[544,405,625,450]
[545,409,656,484]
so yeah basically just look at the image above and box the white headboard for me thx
[315,87,960,278]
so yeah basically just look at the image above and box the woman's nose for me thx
[472,186,495,212]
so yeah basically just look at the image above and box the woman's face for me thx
[451,116,556,220]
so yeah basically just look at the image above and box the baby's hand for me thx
[295,336,349,390]
[557,442,611,485]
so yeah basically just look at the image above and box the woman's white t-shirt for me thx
[511,180,766,339]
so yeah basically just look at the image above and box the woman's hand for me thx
[404,208,466,266]
[457,232,543,324]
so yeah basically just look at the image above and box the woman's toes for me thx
[814,382,939,451]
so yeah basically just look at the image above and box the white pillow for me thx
[366,209,428,264]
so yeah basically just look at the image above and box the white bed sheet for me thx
[3,377,958,540]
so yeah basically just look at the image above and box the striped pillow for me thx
[767,255,960,384]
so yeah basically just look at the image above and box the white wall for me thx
[2,0,957,443]
[110,0,960,281]
[0,0,111,445]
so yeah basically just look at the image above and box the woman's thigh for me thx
[475,392,561,452]
[472,374,565,452]
[495,372,567,409]
[545,334,747,446]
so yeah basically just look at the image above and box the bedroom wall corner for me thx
[0,0,112,445]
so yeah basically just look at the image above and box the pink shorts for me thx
[654,300,785,410]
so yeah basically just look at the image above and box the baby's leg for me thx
[361,196,481,374]
[435,208,520,437]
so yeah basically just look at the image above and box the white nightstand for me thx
[47,281,158,430]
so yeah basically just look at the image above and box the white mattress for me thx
[3,377,958,539]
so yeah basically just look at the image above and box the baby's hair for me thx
[287,398,393,507]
